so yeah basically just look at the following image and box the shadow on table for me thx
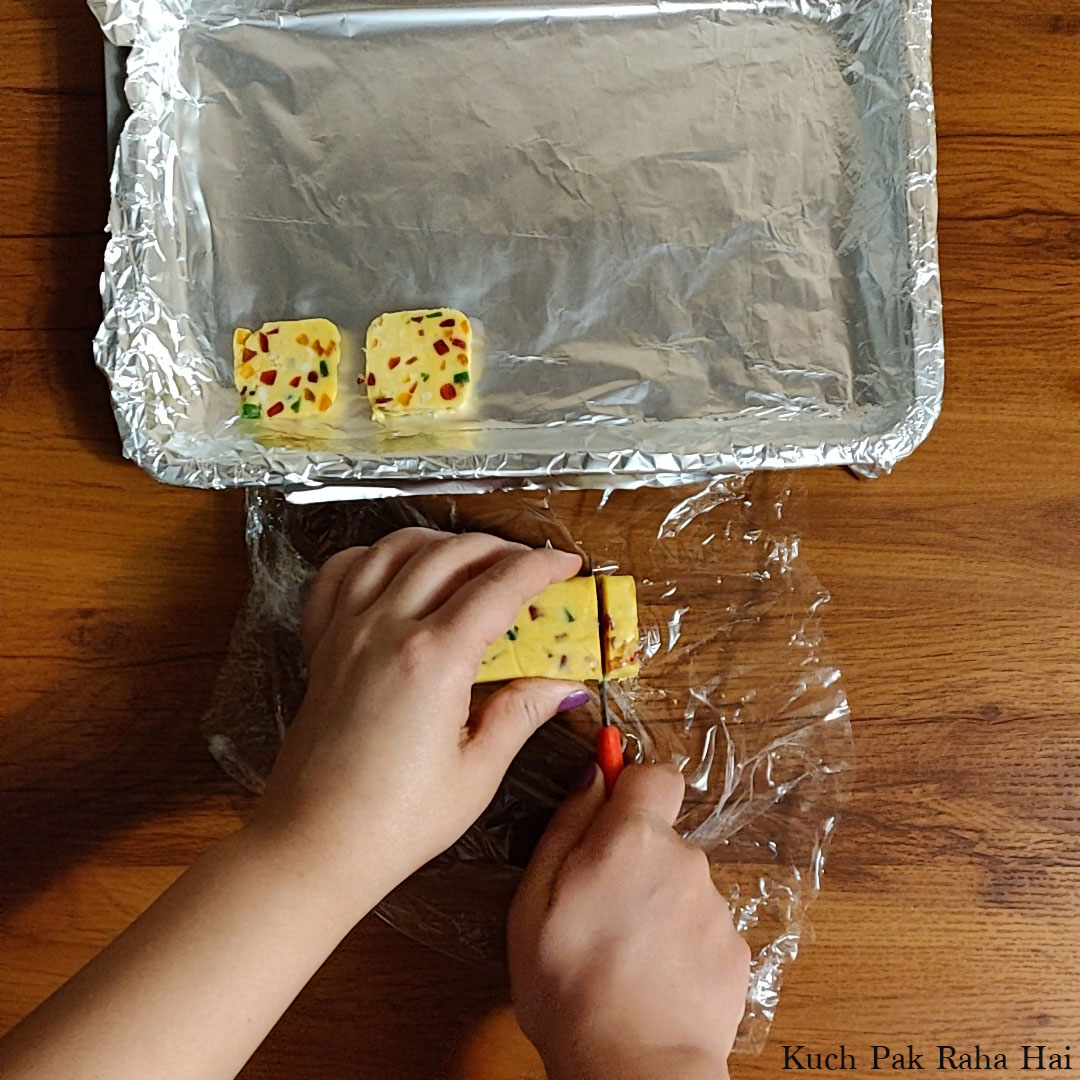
[16,0,123,464]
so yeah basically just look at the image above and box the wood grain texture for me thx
[1,2,1078,1078]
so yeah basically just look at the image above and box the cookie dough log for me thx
[365,309,473,423]
[475,575,641,683]
[599,574,642,679]
[476,577,602,683]
[234,318,340,419]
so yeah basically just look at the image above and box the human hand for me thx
[508,764,751,1080]
[251,528,588,912]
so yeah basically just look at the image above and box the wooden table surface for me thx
[3,2,1078,1076]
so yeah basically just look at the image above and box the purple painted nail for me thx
[574,762,599,792]
[558,690,590,712]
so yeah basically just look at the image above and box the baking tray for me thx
[91,0,942,492]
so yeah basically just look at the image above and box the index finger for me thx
[430,546,582,658]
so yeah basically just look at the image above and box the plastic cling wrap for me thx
[202,474,852,1051]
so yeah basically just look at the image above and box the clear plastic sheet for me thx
[202,473,852,1051]
[90,0,942,491]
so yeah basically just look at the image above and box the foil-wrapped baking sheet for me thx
[201,475,853,1052]
[91,0,942,491]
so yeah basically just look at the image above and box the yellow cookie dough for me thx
[476,578,601,683]
[599,574,641,679]
[475,576,640,684]
[365,309,473,422]
[234,318,340,419]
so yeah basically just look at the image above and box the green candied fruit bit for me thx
[506,626,519,641]
[420,372,430,381]
[319,360,329,377]
[453,371,470,384]
[426,311,443,318]
[241,402,261,419]
[564,608,575,622]
[290,398,301,412]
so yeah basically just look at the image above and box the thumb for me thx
[469,679,589,772]
[508,761,606,952]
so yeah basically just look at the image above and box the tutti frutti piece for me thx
[475,576,640,684]
[364,309,472,423]
[234,318,340,419]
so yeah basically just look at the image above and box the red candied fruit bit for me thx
[411,316,423,323]
[433,339,450,356]
[388,356,401,369]
[439,318,455,327]
[259,370,277,385]
[406,356,418,364]
[266,401,284,417]
[267,327,280,335]
[289,375,301,388]
[375,395,391,404]
[366,372,375,386]
[439,382,457,400]
[241,347,257,363]
[528,605,540,620]
[451,338,466,349]
[307,371,318,383]
[559,655,568,668]
[258,332,269,352]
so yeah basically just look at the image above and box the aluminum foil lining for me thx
[200,475,853,1052]
[90,0,942,492]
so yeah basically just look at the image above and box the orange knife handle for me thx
[595,725,625,796]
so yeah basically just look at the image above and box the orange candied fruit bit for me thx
[296,333,309,346]
[239,362,255,379]
[318,393,333,412]
[395,391,412,406]
[460,318,470,333]
[303,387,316,402]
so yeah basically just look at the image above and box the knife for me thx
[592,561,625,796]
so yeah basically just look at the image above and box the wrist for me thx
[233,815,402,930]
[545,1043,728,1080]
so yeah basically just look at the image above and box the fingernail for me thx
[558,690,590,712]
[574,762,599,792]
